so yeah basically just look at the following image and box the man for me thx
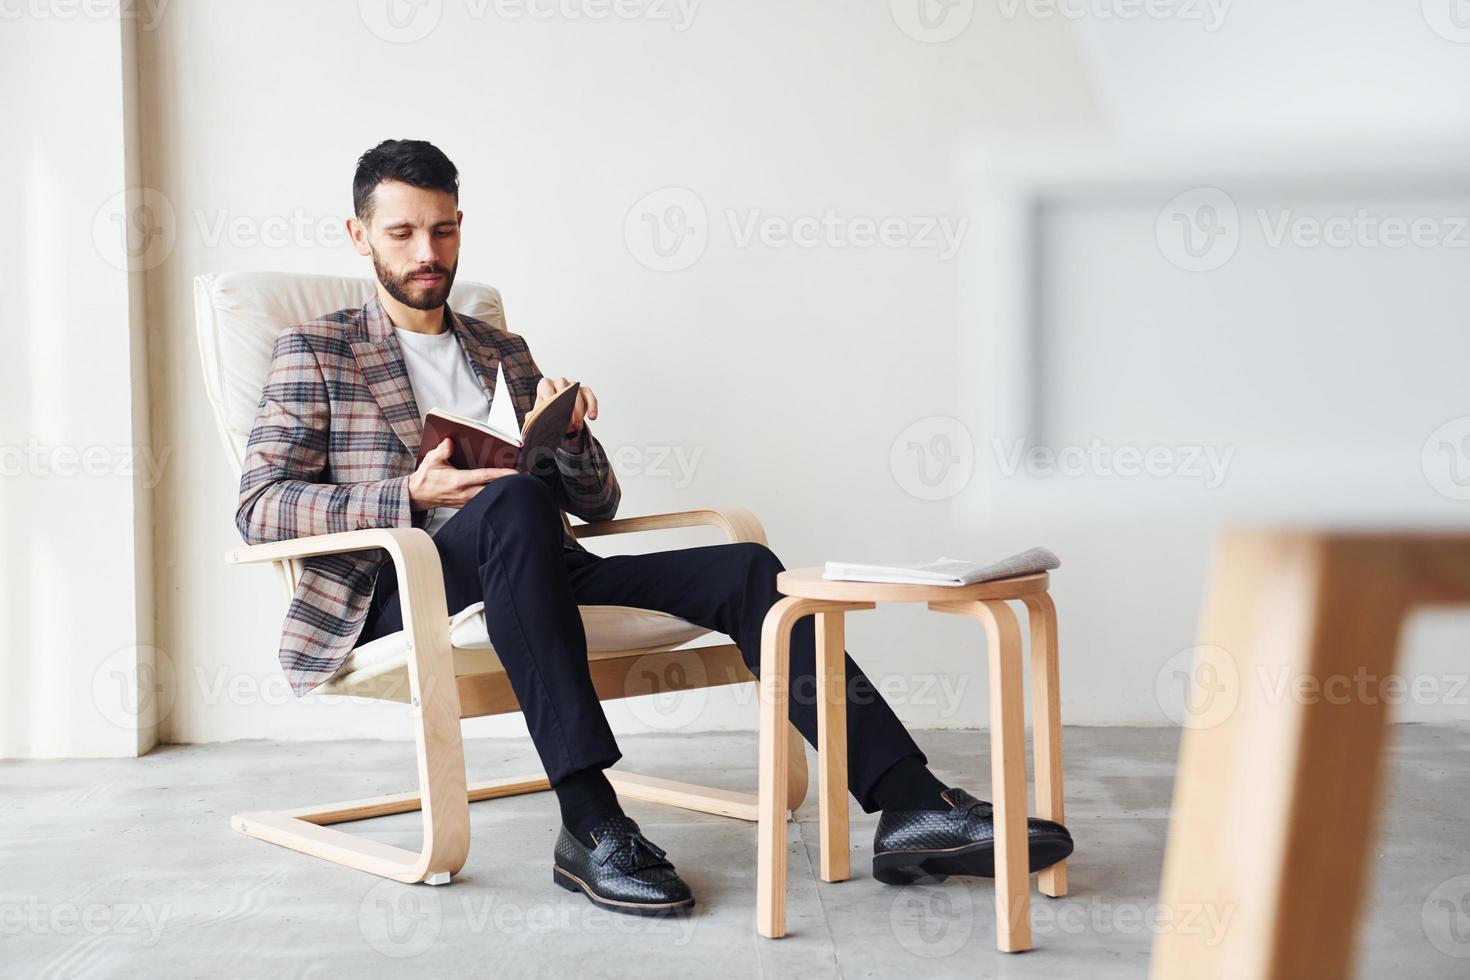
[236,139,1073,916]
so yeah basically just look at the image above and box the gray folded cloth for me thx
[822,547,1060,587]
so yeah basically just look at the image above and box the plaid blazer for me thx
[236,293,620,696]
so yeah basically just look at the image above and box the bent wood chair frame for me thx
[227,507,809,885]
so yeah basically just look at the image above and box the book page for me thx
[485,361,520,442]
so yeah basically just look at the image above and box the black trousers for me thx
[358,473,925,812]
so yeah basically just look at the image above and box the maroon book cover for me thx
[416,381,581,475]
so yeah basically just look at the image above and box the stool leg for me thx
[980,599,1033,953]
[815,610,850,882]
[1024,592,1067,898]
[785,722,810,813]
[933,597,1033,953]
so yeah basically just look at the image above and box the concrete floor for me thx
[4,725,1468,978]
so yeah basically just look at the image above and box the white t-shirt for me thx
[394,325,504,537]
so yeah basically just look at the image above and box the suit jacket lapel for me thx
[349,294,513,459]
[349,294,424,457]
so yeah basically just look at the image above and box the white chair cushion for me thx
[329,603,713,684]
[194,270,505,473]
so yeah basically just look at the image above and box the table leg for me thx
[1151,532,1444,979]
[816,610,850,882]
[931,597,1033,953]
[1023,592,1067,898]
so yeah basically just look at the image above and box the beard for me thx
[371,250,458,311]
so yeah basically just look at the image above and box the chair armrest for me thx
[227,528,458,716]
[571,507,767,546]
[225,527,436,565]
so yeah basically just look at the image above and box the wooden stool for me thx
[754,567,1067,953]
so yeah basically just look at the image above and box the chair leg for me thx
[234,529,471,884]
[231,690,475,884]
[236,671,808,884]
[1023,592,1067,897]
[931,597,1033,953]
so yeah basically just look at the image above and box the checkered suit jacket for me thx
[236,293,620,696]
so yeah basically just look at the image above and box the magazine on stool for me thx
[822,547,1060,586]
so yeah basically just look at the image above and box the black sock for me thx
[554,767,624,847]
[871,755,949,812]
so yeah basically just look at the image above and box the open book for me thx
[822,547,1060,587]
[416,381,580,476]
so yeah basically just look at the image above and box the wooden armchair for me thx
[195,270,808,885]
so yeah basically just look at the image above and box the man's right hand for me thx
[408,438,517,510]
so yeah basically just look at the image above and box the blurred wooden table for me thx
[1153,530,1470,979]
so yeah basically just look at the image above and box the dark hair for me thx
[353,139,459,221]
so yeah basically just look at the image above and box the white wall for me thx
[138,0,1095,744]
[26,0,1461,752]
[1,10,156,758]
[992,1,1470,728]
[957,140,1470,729]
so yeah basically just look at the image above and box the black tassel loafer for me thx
[553,815,695,916]
[872,787,1074,885]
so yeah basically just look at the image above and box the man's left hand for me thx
[535,375,598,437]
